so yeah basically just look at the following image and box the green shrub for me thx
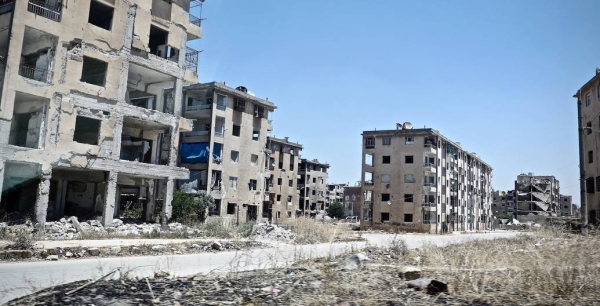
[171,190,215,224]
[327,202,344,219]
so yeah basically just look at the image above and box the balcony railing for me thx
[185,46,199,73]
[19,64,52,83]
[424,163,436,168]
[184,130,209,137]
[0,0,14,15]
[214,130,224,138]
[424,182,436,187]
[423,219,436,224]
[189,14,203,27]
[216,104,226,111]
[422,202,436,207]
[28,0,61,22]
[186,104,211,111]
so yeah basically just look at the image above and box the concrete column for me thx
[167,125,179,167]
[172,78,184,117]
[163,179,174,221]
[111,115,124,160]
[144,179,156,222]
[34,166,52,231]
[102,171,118,227]
[0,159,5,206]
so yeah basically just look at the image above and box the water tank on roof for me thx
[402,122,413,130]
[235,86,248,93]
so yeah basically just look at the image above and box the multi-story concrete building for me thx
[343,185,361,217]
[559,194,574,216]
[360,123,493,233]
[492,190,516,217]
[0,0,203,228]
[265,136,302,222]
[298,159,329,215]
[326,183,345,206]
[575,68,600,224]
[514,174,560,217]
[178,82,275,223]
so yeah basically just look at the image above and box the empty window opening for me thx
[365,137,375,149]
[404,194,413,202]
[73,116,101,145]
[252,131,259,141]
[364,172,373,185]
[251,154,258,165]
[1,163,40,217]
[232,124,241,136]
[381,193,390,202]
[88,0,113,30]
[381,212,390,222]
[254,104,265,118]
[405,155,414,164]
[277,178,282,185]
[9,93,48,148]
[149,26,178,61]
[589,150,594,164]
[19,27,58,83]
[81,56,108,86]
[276,194,282,202]
[248,179,257,191]
[227,203,236,215]
[234,98,246,112]
[287,196,292,204]
[365,153,373,166]
[127,90,156,111]
[210,200,221,216]
[230,150,239,163]
[404,213,413,222]
[382,156,391,164]
[120,136,153,163]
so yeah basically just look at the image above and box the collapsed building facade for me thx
[360,123,494,233]
[326,183,345,207]
[514,174,560,217]
[298,159,330,215]
[492,190,515,217]
[0,0,203,228]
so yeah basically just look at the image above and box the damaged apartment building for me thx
[265,136,303,222]
[360,122,494,233]
[177,83,277,223]
[514,174,560,218]
[298,159,330,215]
[0,0,204,228]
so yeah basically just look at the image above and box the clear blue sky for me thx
[189,0,600,205]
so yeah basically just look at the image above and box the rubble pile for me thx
[252,222,296,243]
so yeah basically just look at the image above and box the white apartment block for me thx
[360,123,493,233]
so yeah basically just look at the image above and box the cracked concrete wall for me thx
[267,138,303,221]
[0,0,200,225]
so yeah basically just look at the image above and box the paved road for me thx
[0,231,519,304]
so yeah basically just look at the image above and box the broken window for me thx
[252,131,259,141]
[381,175,390,184]
[382,156,391,164]
[365,153,373,166]
[589,150,594,164]
[227,203,236,215]
[231,124,241,137]
[365,137,375,149]
[586,93,591,107]
[149,26,177,61]
[254,104,265,118]
[404,174,415,183]
[382,137,391,145]
[120,136,153,163]
[405,155,414,164]
[81,56,108,86]
[214,117,225,137]
[73,116,100,145]
[230,150,239,163]
[248,179,257,191]
[88,0,113,30]
[404,213,413,222]
[234,98,246,112]
[381,193,390,202]
[381,212,389,222]
[405,137,414,145]
[229,177,237,189]
[251,154,258,165]
[587,122,593,135]
[404,194,413,202]
[364,172,373,185]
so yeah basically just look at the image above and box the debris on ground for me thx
[252,222,296,243]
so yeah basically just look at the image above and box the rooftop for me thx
[301,158,330,167]
[185,82,277,110]
[268,136,303,149]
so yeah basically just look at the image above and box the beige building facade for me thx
[179,83,275,223]
[298,159,329,214]
[265,136,302,221]
[360,123,493,233]
[0,0,203,228]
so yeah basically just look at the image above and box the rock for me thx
[152,245,166,251]
[110,246,121,255]
[88,248,101,256]
[211,241,222,250]
[65,251,74,258]
[154,270,171,278]
[60,218,67,223]
[5,250,33,259]
[46,255,59,261]
[112,219,124,227]
[70,217,85,233]
[191,244,200,249]
[342,253,370,270]
[407,278,448,294]
[398,266,421,281]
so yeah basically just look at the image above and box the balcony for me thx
[214,130,224,138]
[186,104,211,111]
[19,64,52,83]
[0,0,14,15]
[423,163,437,174]
[28,0,61,22]
[184,130,209,137]
[423,183,437,193]
[189,14,203,27]
[422,219,436,225]
[185,46,199,73]
[216,103,226,111]
[422,202,436,207]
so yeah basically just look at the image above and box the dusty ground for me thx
[8,229,600,305]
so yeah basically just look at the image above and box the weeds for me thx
[282,217,354,244]
[6,228,35,250]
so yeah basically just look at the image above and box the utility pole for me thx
[577,95,588,234]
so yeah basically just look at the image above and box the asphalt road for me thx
[0,231,520,304]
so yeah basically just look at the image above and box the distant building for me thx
[514,174,560,217]
[265,136,303,222]
[298,159,329,215]
[559,195,575,216]
[326,183,345,207]
[492,190,516,217]
[343,186,362,217]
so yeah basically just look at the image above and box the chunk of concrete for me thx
[342,253,370,270]
[69,216,85,233]
[46,255,59,261]
[87,248,101,256]
[110,246,121,255]
[211,241,222,250]
[398,266,421,281]
[407,278,448,294]
[152,245,166,251]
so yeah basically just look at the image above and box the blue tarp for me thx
[180,142,210,164]
[212,143,222,162]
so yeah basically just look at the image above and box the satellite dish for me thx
[387,201,392,205]
[402,122,413,130]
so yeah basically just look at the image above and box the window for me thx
[249,179,257,191]
[586,177,595,194]
[73,116,101,145]
[313,177,316,183]
[276,195,282,202]
[365,153,373,166]
[252,131,259,141]
[586,93,591,107]
[227,203,236,215]
[216,94,226,110]
[404,174,415,183]
[312,190,316,195]
[287,196,292,204]
[289,179,293,187]
[232,124,241,137]
[88,1,114,30]
[598,84,600,98]
[287,211,292,218]
[587,122,592,135]
[405,137,414,145]
[382,137,391,145]
[210,200,221,216]
[589,150,594,164]
[381,193,390,201]
[404,194,413,202]
[277,178,282,185]
[404,214,413,222]
[81,56,108,86]
[382,156,391,164]
[234,98,246,111]
[596,176,600,192]
[230,150,239,163]
[365,137,375,149]
[381,175,390,184]
[405,155,414,164]
[381,213,390,222]
[251,154,258,165]
[229,177,238,189]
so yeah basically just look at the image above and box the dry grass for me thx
[281,217,356,244]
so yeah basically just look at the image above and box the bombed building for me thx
[514,174,560,217]
[0,0,203,228]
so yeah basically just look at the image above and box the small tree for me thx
[327,202,344,219]
[171,190,215,224]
